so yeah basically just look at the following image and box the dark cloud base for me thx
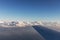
[0,26,44,40]
[0,25,60,40]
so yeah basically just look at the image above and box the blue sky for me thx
[0,0,60,21]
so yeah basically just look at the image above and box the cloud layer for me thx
[0,20,60,27]
[0,20,60,32]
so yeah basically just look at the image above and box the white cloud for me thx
[0,20,60,32]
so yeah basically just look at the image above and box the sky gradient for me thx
[0,0,60,21]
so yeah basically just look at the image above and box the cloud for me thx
[0,20,60,32]
[0,21,19,27]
